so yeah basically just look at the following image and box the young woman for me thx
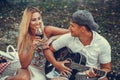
[6,6,69,80]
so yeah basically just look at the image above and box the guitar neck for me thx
[70,62,106,77]
[70,61,89,71]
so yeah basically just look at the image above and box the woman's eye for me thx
[31,18,36,21]
[38,17,41,20]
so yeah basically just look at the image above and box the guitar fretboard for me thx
[70,61,106,77]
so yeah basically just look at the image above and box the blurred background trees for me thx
[0,0,120,74]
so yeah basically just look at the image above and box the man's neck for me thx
[79,31,93,46]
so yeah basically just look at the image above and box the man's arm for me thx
[98,62,111,80]
[100,62,111,72]
[43,45,57,65]
[85,62,111,80]
[43,44,72,75]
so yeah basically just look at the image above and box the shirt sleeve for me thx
[98,41,111,64]
[52,33,70,51]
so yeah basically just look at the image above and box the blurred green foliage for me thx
[0,0,120,73]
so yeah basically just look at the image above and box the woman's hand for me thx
[32,36,43,50]
[42,35,61,50]
[42,37,54,50]
[46,37,54,45]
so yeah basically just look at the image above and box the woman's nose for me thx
[36,20,40,24]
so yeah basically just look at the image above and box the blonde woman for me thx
[6,6,69,80]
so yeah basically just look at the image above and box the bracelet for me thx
[43,47,49,50]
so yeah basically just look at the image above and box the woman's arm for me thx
[19,46,35,69]
[19,37,41,69]
[42,26,69,49]
[44,26,69,38]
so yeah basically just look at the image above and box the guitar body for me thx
[45,47,86,79]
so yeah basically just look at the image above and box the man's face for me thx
[69,22,81,37]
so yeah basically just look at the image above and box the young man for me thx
[44,10,111,80]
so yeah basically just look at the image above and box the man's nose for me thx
[68,26,71,30]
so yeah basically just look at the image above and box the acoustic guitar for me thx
[45,47,120,80]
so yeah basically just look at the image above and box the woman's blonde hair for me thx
[17,6,41,54]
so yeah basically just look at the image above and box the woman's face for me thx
[29,12,42,35]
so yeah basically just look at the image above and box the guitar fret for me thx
[71,62,107,77]
[93,68,106,77]
[100,71,106,76]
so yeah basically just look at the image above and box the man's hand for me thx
[85,68,97,78]
[54,60,72,76]
[85,68,108,80]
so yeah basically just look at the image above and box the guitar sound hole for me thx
[65,58,72,67]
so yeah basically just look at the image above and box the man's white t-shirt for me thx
[52,31,111,69]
